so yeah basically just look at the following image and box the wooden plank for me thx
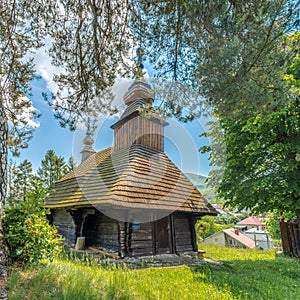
[176,238,192,244]
[170,214,176,254]
[131,241,153,248]
[176,245,193,252]
[88,247,120,260]
[189,216,198,251]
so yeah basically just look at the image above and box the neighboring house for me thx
[203,228,255,249]
[46,76,217,257]
[237,216,266,231]
[244,228,273,250]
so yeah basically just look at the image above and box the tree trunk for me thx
[0,98,10,299]
[296,208,300,228]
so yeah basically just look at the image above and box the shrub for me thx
[196,216,233,241]
[3,184,63,264]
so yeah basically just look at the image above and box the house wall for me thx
[173,213,195,252]
[130,222,154,256]
[52,208,76,243]
[244,225,265,231]
[83,213,119,251]
[119,221,154,257]
[224,235,246,248]
[51,208,198,256]
[245,233,273,250]
[120,213,197,257]
[203,232,226,247]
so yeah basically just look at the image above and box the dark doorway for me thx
[154,216,171,254]
[82,214,97,247]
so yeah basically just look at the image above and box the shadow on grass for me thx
[191,256,300,300]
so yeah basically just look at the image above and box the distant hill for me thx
[185,172,215,203]
[185,172,207,190]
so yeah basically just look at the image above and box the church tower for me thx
[111,50,165,152]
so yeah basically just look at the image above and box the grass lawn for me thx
[7,245,300,300]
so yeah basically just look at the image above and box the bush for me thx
[3,185,63,264]
[196,216,233,241]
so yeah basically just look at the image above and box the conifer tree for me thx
[37,150,68,192]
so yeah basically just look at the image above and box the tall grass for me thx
[7,245,300,300]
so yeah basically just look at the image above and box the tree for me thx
[213,99,300,221]
[0,2,51,279]
[45,0,134,128]
[131,0,300,119]
[12,160,34,202]
[0,2,133,296]
[67,156,78,173]
[196,215,232,241]
[37,150,68,192]
[202,34,300,227]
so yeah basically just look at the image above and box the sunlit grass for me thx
[7,246,300,300]
[200,243,276,261]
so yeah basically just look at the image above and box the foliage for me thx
[266,210,296,240]
[215,212,249,224]
[44,1,135,128]
[132,0,300,119]
[206,97,300,219]
[0,1,43,154]
[36,150,69,191]
[7,246,300,300]
[2,185,63,263]
[67,156,77,173]
[196,216,232,240]
[203,34,300,225]
[266,211,282,240]
[6,159,34,204]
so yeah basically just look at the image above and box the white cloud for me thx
[32,38,62,93]
[6,96,40,129]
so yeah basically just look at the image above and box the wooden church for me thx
[46,76,217,257]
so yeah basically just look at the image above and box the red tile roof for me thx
[237,216,264,226]
[223,228,256,248]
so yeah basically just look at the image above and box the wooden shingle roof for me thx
[46,144,216,216]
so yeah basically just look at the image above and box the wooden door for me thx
[155,216,171,254]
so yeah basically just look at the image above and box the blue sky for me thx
[11,71,212,177]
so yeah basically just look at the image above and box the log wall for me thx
[51,208,198,256]
[130,222,154,256]
[52,208,76,243]
[114,116,164,151]
[173,213,195,253]
[83,213,119,251]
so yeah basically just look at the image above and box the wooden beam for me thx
[170,214,176,254]
[88,247,120,260]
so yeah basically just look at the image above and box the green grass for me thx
[199,244,300,300]
[7,245,300,300]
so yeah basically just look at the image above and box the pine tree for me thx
[67,157,77,173]
[6,160,34,205]
[131,0,300,119]
[37,150,68,192]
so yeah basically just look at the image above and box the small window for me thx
[214,238,218,242]
[132,223,140,230]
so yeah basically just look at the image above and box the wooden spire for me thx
[81,122,96,163]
